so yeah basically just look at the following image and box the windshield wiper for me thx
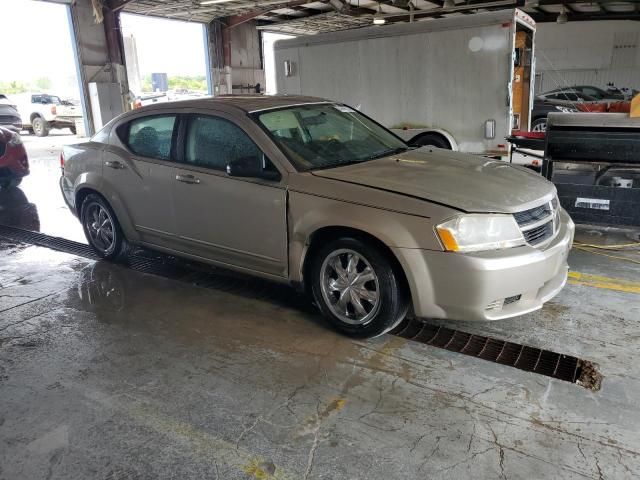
[367,146,413,160]
[309,146,414,171]
[309,159,367,171]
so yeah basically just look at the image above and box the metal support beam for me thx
[103,6,124,65]
[534,0,636,5]
[382,0,524,23]
[223,0,312,28]
[531,11,640,21]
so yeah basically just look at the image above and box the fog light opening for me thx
[486,294,522,311]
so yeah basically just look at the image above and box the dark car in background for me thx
[530,98,578,132]
[537,89,598,106]
[536,85,632,120]
[0,126,29,189]
[540,85,625,102]
[0,94,22,132]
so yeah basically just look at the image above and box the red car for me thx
[0,126,29,189]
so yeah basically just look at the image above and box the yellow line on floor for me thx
[568,271,640,294]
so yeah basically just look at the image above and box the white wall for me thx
[535,21,640,93]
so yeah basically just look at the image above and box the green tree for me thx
[34,77,52,91]
[142,74,152,92]
[0,81,28,94]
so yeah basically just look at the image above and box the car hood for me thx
[311,148,556,213]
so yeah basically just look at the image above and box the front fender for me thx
[288,190,444,284]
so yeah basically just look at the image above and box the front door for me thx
[102,114,178,248]
[172,113,287,278]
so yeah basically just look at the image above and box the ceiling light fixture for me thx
[373,3,386,24]
[556,4,568,24]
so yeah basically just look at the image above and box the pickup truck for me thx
[16,93,82,137]
[0,95,23,132]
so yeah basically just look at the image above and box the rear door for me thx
[103,113,179,249]
[171,112,288,277]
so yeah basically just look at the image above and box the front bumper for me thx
[52,117,79,127]
[393,208,575,321]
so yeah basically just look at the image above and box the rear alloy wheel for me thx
[311,238,408,338]
[32,117,49,137]
[81,194,127,260]
[531,118,547,133]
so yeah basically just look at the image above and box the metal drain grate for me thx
[1,224,603,390]
[0,225,98,259]
[0,224,311,310]
[389,317,602,390]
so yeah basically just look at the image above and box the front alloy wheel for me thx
[320,249,380,325]
[311,237,409,338]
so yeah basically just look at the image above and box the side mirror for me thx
[226,155,280,181]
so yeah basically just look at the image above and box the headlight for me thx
[8,133,22,146]
[555,106,578,113]
[436,214,525,252]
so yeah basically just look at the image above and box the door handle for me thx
[176,174,200,184]
[105,160,125,169]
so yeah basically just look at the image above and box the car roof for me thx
[130,95,332,115]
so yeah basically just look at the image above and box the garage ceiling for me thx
[114,0,640,34]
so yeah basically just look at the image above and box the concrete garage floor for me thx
[1,136,640,479]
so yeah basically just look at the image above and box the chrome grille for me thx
[514,198,559,247]
[513,203,551,227]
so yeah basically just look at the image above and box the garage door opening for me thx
[0,0,84,138]
[120,14,210,107]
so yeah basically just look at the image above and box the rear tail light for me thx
[51,105,57,115]
[60,151,65,169]
[133,99,142,109]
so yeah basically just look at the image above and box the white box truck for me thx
[274,9,536,158]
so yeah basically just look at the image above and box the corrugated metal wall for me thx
[535,21,640,94]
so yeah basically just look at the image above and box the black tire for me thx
[531,117,547,133]
[32,117,49,137]
[0,178,22,190]
[310,237,409,338]
[412,133,451,149]
[80,193,128,260]
[70,126,77,135]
